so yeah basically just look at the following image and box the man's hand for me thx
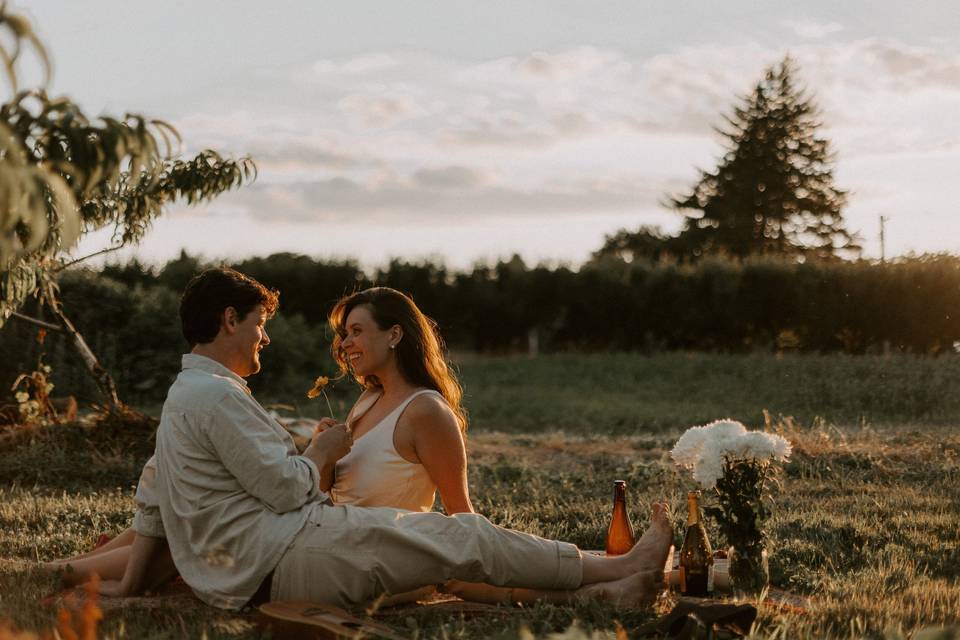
[303,423,352,490]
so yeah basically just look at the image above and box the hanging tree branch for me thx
[54,246,126,273]
[10,311,62,331]
[0,5,257,418]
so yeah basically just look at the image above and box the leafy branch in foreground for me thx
[0,4,256,418]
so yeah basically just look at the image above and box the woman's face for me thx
[341,304,397,377]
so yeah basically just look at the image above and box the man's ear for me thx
[222,307,240,335]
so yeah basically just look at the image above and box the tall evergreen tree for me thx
[670,56,857,259]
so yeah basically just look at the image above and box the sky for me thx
[18,1,960,270]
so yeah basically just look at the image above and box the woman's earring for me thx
[389,343,395,350]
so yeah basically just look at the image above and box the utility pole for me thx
[879,215,887,263]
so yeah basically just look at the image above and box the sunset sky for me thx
[22,1,960,269]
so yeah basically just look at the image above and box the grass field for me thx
[1,353,959,638]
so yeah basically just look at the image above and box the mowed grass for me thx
[1,352,959,638]
[454,352,960,433]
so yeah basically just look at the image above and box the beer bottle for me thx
[605,480,636,555]
[678,490,714,596]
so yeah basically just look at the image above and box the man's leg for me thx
[270,502,672,607]
[442,503,673,607]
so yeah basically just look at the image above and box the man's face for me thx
[233,304,270,377]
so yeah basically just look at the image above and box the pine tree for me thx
[670,56,858,259]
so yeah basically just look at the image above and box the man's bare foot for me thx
[578,570,663,608]
[625,501,674,574]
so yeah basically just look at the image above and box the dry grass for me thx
[1,352,959,638]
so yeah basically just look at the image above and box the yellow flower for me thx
[306,376,330,399]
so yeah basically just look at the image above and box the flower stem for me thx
[321,389,336,422]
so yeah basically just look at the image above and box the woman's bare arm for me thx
[406,396,474,515]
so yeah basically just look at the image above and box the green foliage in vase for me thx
[705,458,774,550]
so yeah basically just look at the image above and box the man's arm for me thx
[205,390,346,512]
[132,454,166,538]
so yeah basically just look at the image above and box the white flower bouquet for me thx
[671,419,792,489]
[671,419,792,594]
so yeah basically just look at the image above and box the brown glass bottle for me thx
[678,490,714,596]
[605,480,636,556]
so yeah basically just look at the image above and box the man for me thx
[127,267,672,610]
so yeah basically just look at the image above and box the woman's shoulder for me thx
[403,390,458,428]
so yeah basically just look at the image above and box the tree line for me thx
[1,251,956,408]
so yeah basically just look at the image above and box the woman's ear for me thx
[391,324,403,347]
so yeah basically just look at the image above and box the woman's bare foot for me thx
[624,501,674,574]
[578,570,663,608]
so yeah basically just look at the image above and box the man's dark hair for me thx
[179,267,279,347]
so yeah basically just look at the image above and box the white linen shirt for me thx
[149,353,327,610]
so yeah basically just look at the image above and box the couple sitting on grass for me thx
[42,267,672,610]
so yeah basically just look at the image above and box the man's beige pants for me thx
[269,504,583,606]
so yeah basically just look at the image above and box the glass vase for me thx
[727,544,768,597]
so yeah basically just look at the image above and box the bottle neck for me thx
[613,482,626,504]
[686,497,700,526]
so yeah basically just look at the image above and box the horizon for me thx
[21,1,960,270]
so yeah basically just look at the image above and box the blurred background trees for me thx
[2,251,956,411]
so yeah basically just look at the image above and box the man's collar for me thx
[181,353,249,389]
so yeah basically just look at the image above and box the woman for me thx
[43,286,475,591]
[323,286,473,515]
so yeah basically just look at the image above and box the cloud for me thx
[337,93,423,128]
[245,141,367,170]
[782,20,844,39]
[237,171,672,223]
[413,166,493,190]
[515,47,626,79]
[460,46,617,85]
[437,115,557,149]
[859,40,960,89]
[313,53,399,75]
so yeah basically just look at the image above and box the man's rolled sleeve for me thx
[132,454,166,538]
[206,390,326,512]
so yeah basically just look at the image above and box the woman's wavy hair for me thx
[329,287,467,433]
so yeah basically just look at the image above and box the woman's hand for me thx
[304,423,353,492]
[314,417,338,434]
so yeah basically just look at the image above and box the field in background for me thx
[1,353,958,638]
[302,352,960,433]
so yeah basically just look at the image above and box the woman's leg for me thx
[44,527,136,566]
[56,546,131,586]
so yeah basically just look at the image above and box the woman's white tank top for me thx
[331,389,441,512]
